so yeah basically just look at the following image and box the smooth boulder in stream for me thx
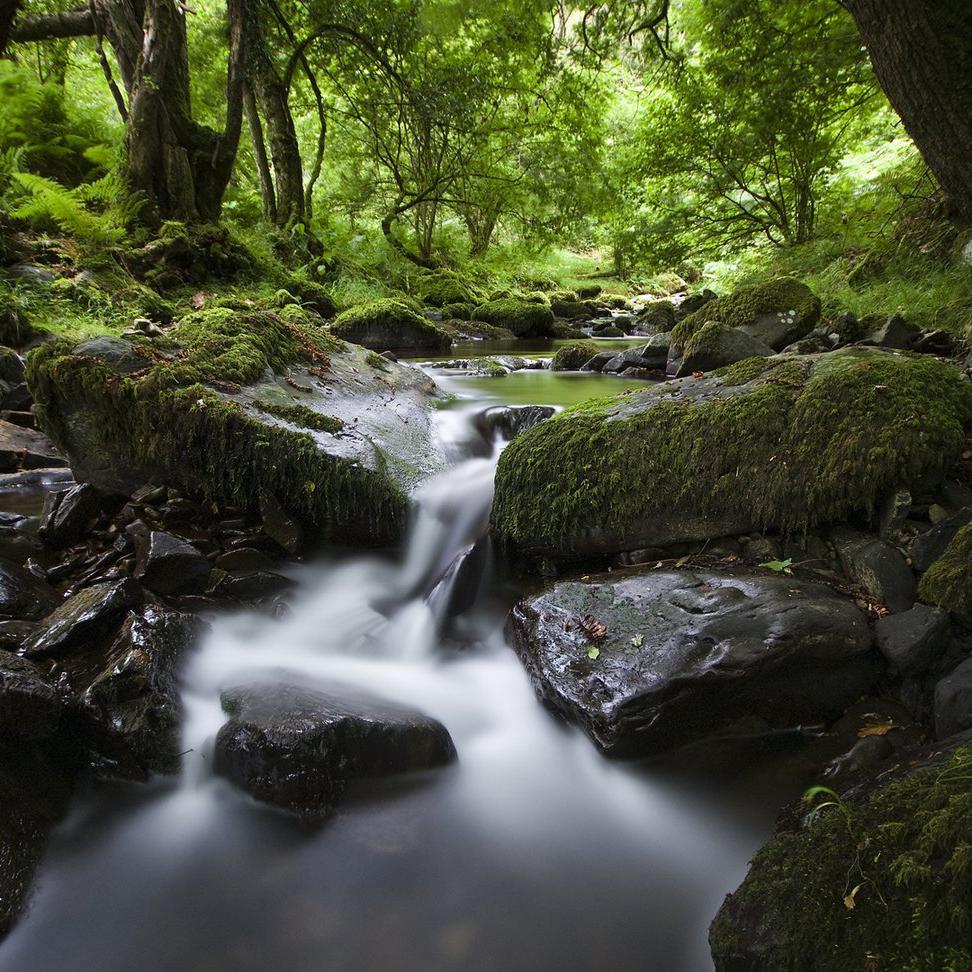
[214,681,457,819]
[507,568,880,756]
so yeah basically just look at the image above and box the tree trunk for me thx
[0,0,22,53]
[242,0,303,228]
[11,0,245,223]
[844,0,972,221]
[243,81,277,222]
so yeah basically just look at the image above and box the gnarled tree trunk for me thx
[9,0,246,224]
[844,0,972,221]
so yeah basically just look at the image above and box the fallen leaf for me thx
[843,883,864,910]
[858,722,895,737]
[580,614,607,641]
[586,645,600,660]
[191,291,207,309]
[630,634,644,648]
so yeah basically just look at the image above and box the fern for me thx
[10,172,126,246]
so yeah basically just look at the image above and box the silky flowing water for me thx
[0,357,822,971]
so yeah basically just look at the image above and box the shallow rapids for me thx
[0,379,814,972]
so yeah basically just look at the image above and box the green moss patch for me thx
[253,400,344,434]
[710,745,972,972]
[472,299,555,338]
[551,343,600,371]
[331,299,451,351]
[919,522,972,620]
[492,349,972,560]
[672,277,820,355]
[417,272,482,308]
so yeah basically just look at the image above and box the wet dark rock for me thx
[477,405,555,442]
[635,302,676,334]
[579,351,617,373]
[825,734,894,788]
[934,657,972,739]
[0,411,37,430]
[0,421,66,472]
[83,606,201,774]
[0,558,56,620]
[859,313,920,350]
[23,579,139,659]
[913,329,961,356]
[215,570,294,601]
[38,482,108,547]
[214,547,277,572]
[0,619,37,651]
[0,468,73,492]
[878,488,912,540]
[674,289,717,320]
[910,506,972,572]
[602,338,670,374]
[71,336,153,375]
[259,492,303,557]
[214,680,457,818]
[0,650,63,740]
[507,569,879,756]
[134,530,211,595]
[832,529,916,613]
[874,604,950,674]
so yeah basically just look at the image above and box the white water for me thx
[0,391,809,972]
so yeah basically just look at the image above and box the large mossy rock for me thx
[472,299,555,338]
[492,349,972,564]
[918,521,972,621]
[330,299,451,352]
[671,277,821,360]
[27,305,446,547]
[508,568,879,756]
[416,272,482,308]
[213,680,457,819]
[709,734,972,972]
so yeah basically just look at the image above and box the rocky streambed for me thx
[0,273,969,970]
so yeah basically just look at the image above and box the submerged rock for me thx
[27,306,447,548]
[492,349,972,564]
[507,568,879,756]
[214,681,457,819]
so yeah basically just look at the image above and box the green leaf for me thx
[586,645,600,660]
[760,558,793,574]
[630,634,644,648]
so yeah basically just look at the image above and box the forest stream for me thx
[0,350,826,972]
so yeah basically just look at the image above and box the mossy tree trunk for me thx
[241,0,305,230]
[10,0,246,224]
[845,0,972,222]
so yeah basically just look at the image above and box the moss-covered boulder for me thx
[676,321,775,376]
[472,299,555,338]
[417,272,482,308]
[440,302,475,321]
[672,277,821,360]
[710,736,972,971]
[492,349,972,564]
[919,522,972,620]
[550,343,600,371]
[27,306,446,547]
[330,299,451,352]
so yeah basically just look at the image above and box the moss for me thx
[440,302,474,321]
[550,290,578,303]
[491,350,972,559]
[27,337,407,545]
[253,400,344,434]
[417,273,481,308]
[597,325,624,337]
[472,299,555,338]
[331,299,451,350]
[285,277,337,318]
[552,322,587,339]
[918,522,972,619]
[710,746,972,972]
[156,306,342,389]
[714,356,775,385]
[365,351,390,372]
[551,343,600,371]
[524,292,551,305]
[672,277,821,355]
[576,284,602,299]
